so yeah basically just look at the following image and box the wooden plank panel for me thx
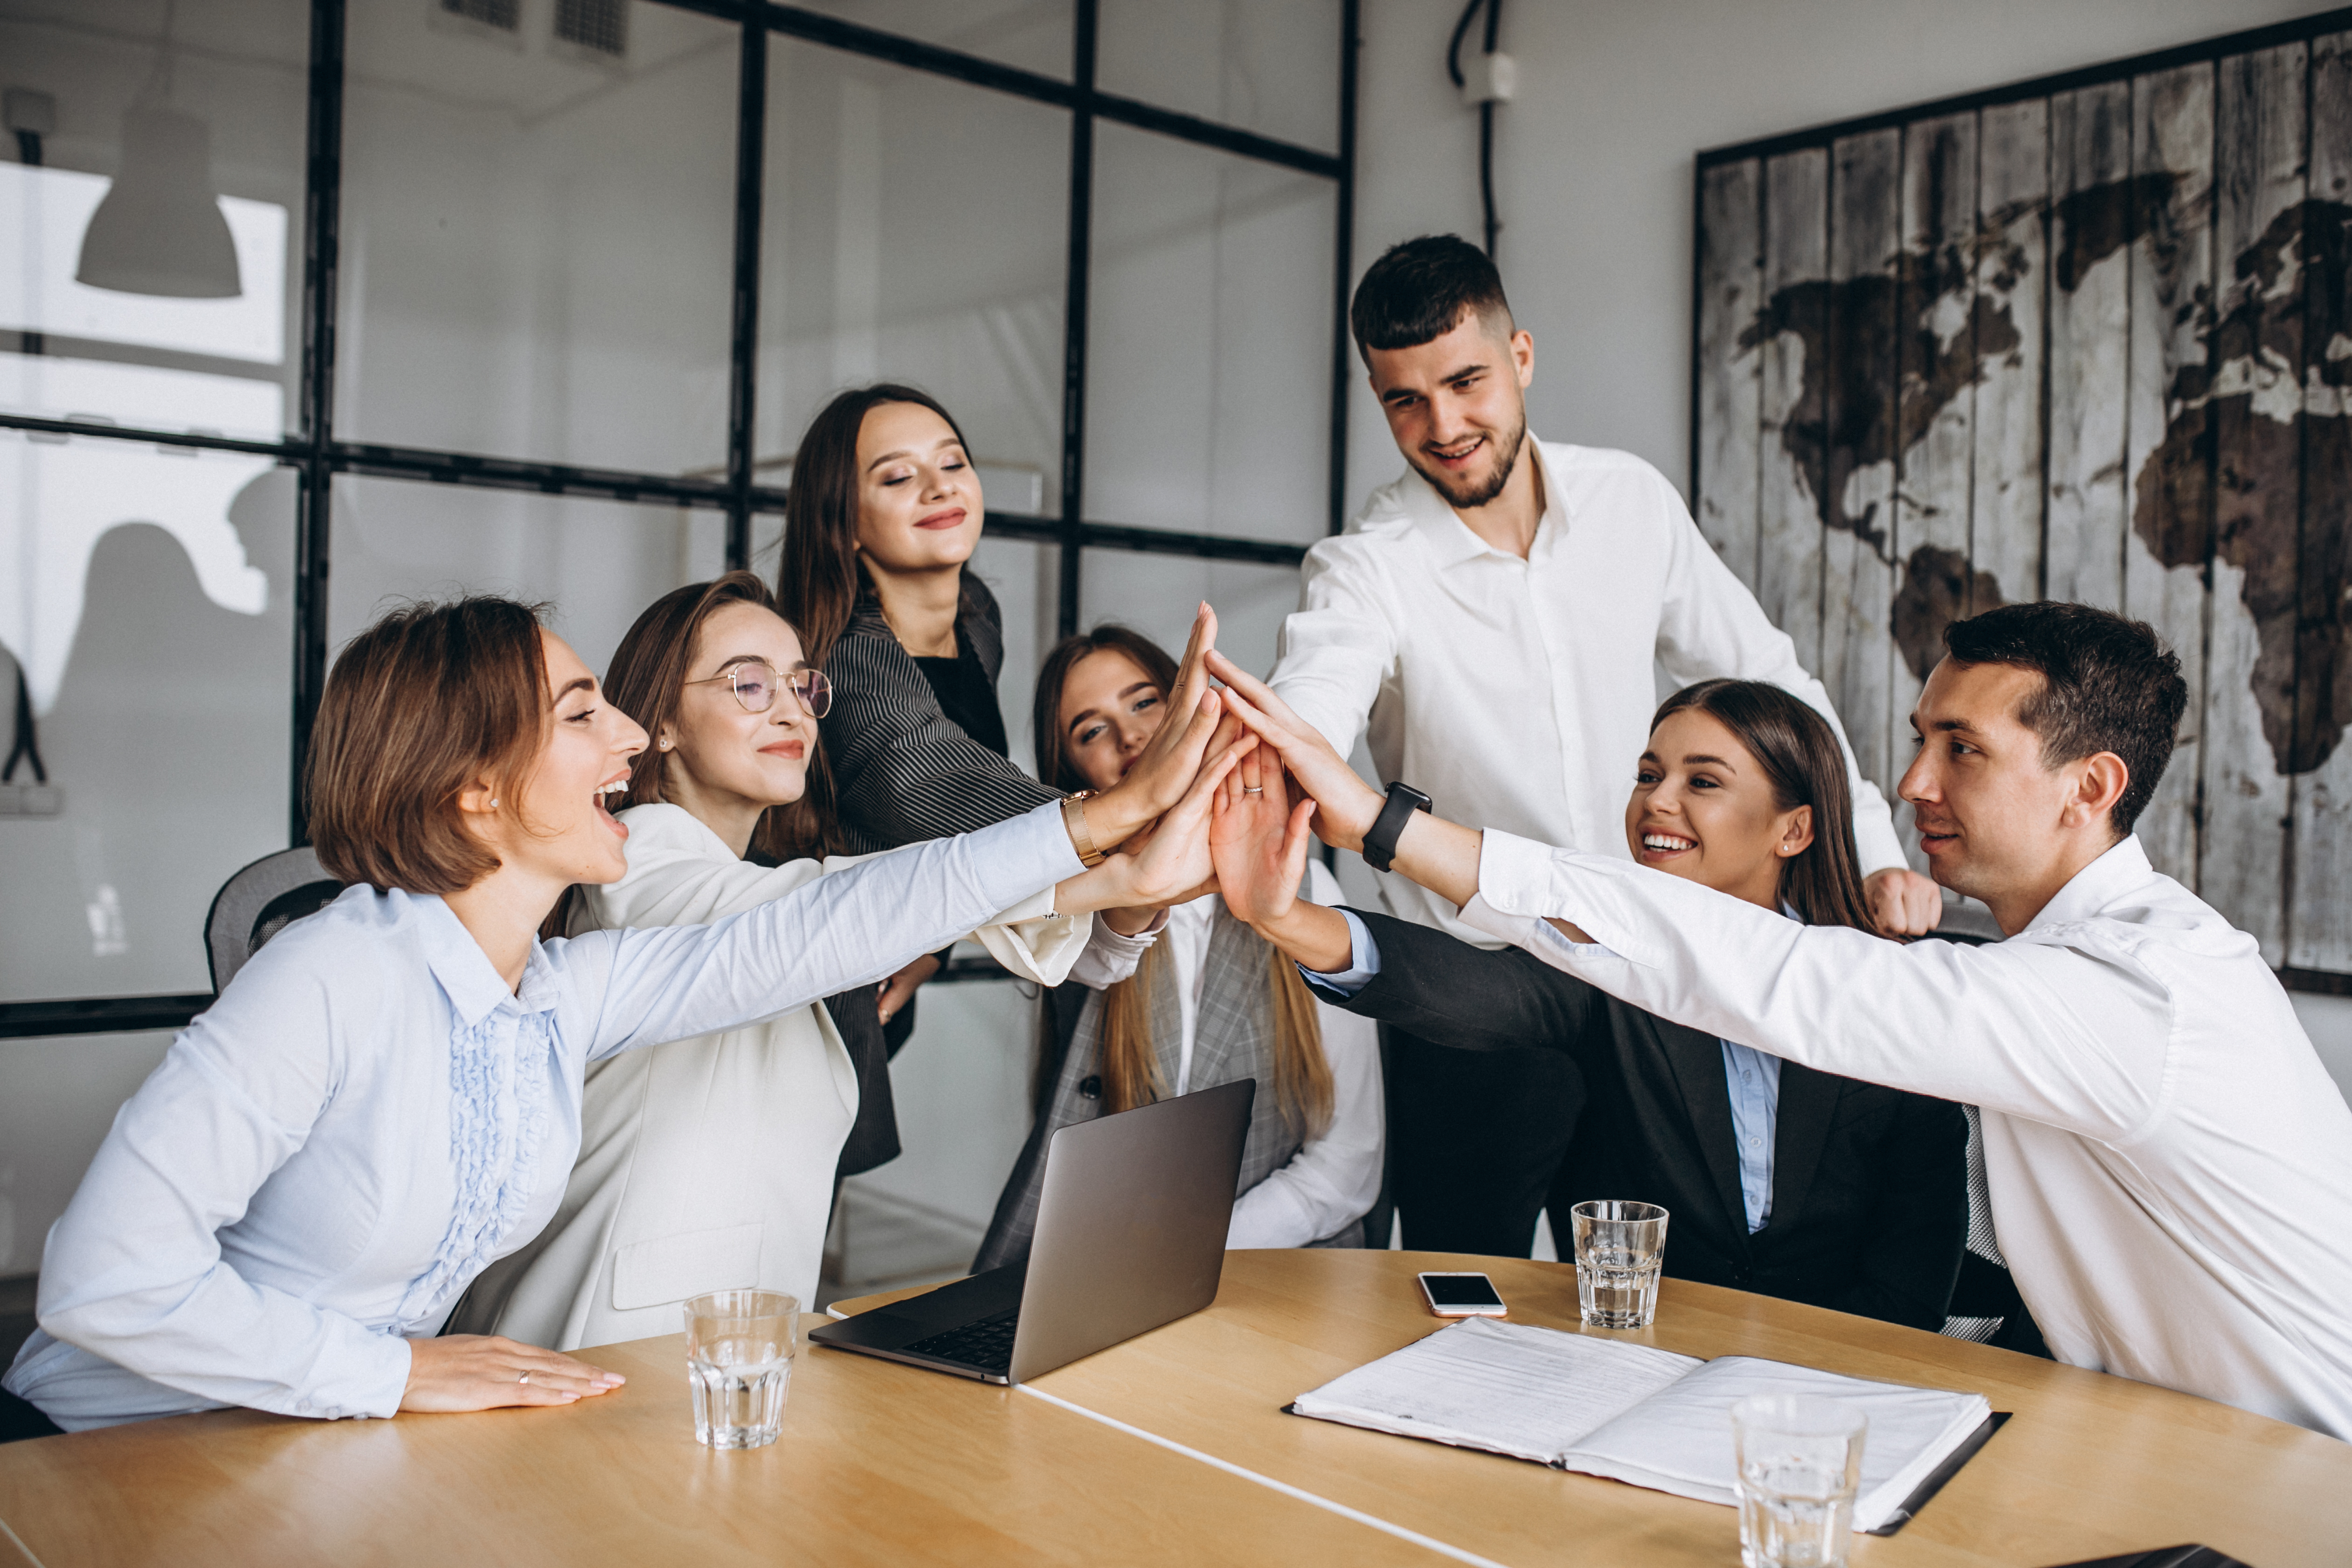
[1696,158,1764,590]
[2123,63,2216,888]
[2202,42,2306,962]
[2289,31,2352,972]
[1890,114,1981,832]
[1755,148,1830,670]
[1819,128,1901,791]
[2045,81,2133,610]
[1970,97,2050,615]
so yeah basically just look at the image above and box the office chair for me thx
[204,847,344,993]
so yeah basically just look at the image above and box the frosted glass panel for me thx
[1086,122,1334,544]
[0,0,308,442]
[337,2,739,476]
[787,0,1072,80]
[758,40,1067,504]
[1079,549,1301,683]
[329,477,716,688]
[0,448,293,1000]
[1098,0,1342,154]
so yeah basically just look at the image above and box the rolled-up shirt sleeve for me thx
[31,986,415,1422]
[1462,829,2167,1139]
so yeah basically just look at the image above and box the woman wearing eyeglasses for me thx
[451,574,1169,1351]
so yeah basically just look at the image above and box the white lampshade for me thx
[75,106,242,299]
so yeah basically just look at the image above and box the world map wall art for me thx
[1691,11,2352,983]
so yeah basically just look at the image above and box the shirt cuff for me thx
[1297,909,1380,999]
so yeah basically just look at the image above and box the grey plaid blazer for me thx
[973,902,1369,1273]
[820,575,1059,855]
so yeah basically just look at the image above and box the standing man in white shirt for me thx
[1211,602,2352,1439]
[1272,235,1941,1254]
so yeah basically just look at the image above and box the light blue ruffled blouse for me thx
[4,805,1077,1430]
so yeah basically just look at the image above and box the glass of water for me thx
[1568,1199,1669,1328]
[1730,1394,1868,1568]
[684,1288,798,1449]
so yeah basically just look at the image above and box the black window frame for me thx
[0,0,1363,1036]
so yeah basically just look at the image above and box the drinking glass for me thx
[1568,1199,1669,1328]
[1730,1394,1869,1568]
[684,1288,798,1449]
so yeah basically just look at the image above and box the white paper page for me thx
[1560,1355,1990,1531]
[1291,1318,1703,1465]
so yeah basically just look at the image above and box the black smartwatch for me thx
[1362,781,1433,873]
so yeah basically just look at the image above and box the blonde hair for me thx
[1091,945,1333,1141]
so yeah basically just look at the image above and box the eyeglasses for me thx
[683,659,833,719]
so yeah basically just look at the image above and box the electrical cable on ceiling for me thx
[1445,0,1508,261]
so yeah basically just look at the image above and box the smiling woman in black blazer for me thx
[1215,679,1971,1333]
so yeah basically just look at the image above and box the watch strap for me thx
[1363,782,1432,873]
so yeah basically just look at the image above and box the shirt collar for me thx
[409,891,557,1027]
[2022,834,2153,933]
[1398,436,1567,567]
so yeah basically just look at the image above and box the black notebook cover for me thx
[1864,1409,2010,1535]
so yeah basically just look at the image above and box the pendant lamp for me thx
[75,104,242,299]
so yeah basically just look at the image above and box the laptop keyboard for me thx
[903,1308,1022,1372]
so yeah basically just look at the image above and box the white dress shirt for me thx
[1081,863,1385,1248]
[1270,441,1904,945]
[460,803,1113,1351]
[1466,831,2352,1439]
[4,805,1081,1430]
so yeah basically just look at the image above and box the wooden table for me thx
[3,1251,2347,1567]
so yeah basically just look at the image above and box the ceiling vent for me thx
[553,0,629,63]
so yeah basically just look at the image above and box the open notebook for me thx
[1291,1318,1993,1533]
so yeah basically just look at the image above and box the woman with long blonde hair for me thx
[973,627,1383,1267]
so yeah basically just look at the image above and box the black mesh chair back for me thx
[204,847,344,993]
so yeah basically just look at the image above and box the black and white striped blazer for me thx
[820,575,1060,855]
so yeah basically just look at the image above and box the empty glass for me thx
[1731,1395,1869,1568]
[1568,1199,1669,1328]
[684,1289,798,1449]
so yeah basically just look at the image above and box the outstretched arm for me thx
[1205,649,1510,927]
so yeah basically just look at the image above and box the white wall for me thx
[1343,0,2330,511]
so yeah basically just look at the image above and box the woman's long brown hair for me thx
[775,382,981,672]
[1649,679,1883,935]
[1034,625,1333,1139]
[543,572,837,938]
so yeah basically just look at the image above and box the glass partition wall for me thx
[0,0,1359,1037]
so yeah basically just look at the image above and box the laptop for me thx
[810,1079,1254,1385]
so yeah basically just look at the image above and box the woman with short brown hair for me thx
[3,595,1237,1432]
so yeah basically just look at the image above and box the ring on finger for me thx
[518,1370,532,1385]
[1242,786,1264,794]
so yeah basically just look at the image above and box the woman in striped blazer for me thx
[776,383,1220,1157]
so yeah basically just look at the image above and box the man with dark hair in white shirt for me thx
[1210,601,2352,1439]
[1271,234,1942,1256]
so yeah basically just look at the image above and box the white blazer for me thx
[455,804,1099,1351]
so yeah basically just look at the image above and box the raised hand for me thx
[400,1333,626,1413]
[1208,736,1316,928]
[1059,716,1254,915]
[1203,650,1384,852]
[1078,604,1226,851]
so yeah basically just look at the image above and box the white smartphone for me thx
[1417,1271,1507,1318]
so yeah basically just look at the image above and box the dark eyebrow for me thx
[709,652,773,673]
[555,676,595,702]
[1381,362,1487,403]
[1682,753,1736,769]
[1065,681,1159,736]
[863,436,965,471]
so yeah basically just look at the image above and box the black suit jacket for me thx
[1345,911,1967,1330]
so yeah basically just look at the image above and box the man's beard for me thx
[1410,413,1528,511]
